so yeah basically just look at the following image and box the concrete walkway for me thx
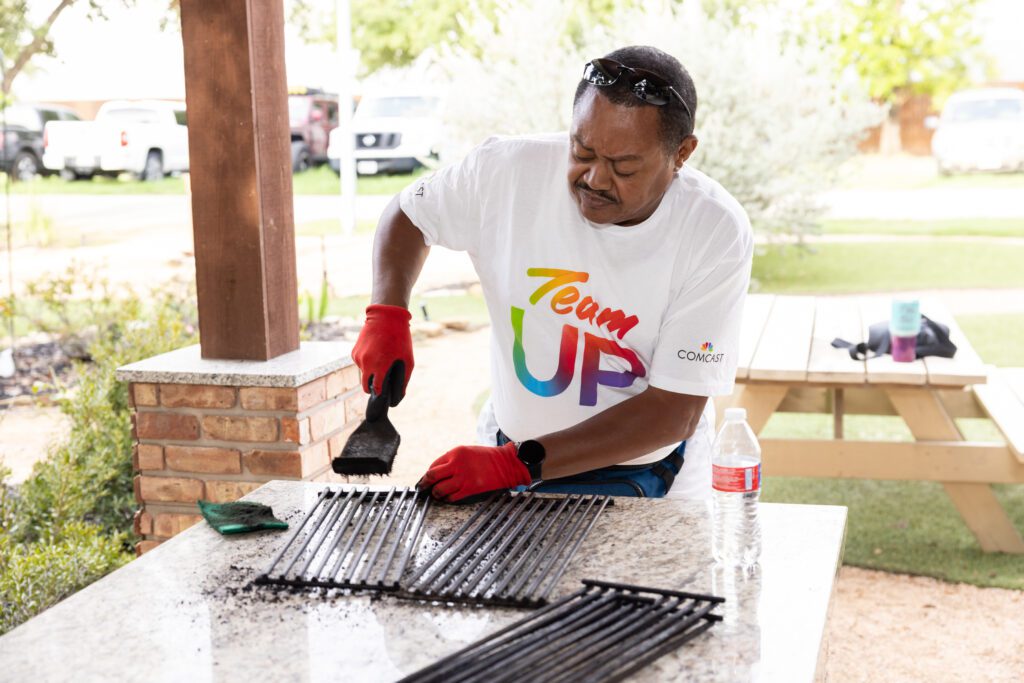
[822,186,1024,220]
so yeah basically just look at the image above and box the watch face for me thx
[518,439,546,466]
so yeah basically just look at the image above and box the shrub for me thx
[12,274,198,541]
[0,520,129,635]
[1,270,199,633]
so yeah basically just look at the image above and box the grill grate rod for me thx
[340,488,393,583]
[454,591,622,683]
[255,486,429,592]
[398,581,724,683]
[527,493,611,602]
[500,494,588,600]
[428,493,533,596]
[356,487,408,585]
[259,488,332,577]
[376,489,431,587]
[302,488,366,581]
[404,492,610,608]
[403,493,506,589]
[324,489,380,581]
[485,495,573,598]
[460,496,557,599]
[463,593,632,683]
[280,488,354,580]
[543,596,685,683]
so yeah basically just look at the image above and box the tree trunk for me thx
[878,100,905,156]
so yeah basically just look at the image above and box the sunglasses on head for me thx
[582,58,692,121]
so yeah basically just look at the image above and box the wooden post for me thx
[179,0,299,360]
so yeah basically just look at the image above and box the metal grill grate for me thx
[255,487,430,592]
[400,579,724,683]
[403,492,611,608]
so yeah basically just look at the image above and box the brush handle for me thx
[366,360,406,421]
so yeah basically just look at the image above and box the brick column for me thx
[117,342,362,554]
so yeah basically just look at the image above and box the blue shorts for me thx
[496,430,685,498]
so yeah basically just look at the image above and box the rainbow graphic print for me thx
[700,341,714,353]
[511,268,646,406]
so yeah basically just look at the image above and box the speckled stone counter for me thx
[0,481,846,682]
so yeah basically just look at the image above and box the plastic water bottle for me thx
[711,407,762,567]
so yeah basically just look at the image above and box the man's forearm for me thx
[371,195,430,308]
[536,387,707,480]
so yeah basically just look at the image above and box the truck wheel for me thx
[292,142,311,172]
[142,151,164,181]
[10,151,41,182]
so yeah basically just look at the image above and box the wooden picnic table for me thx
[723,294,1024,554]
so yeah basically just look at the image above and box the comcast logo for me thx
[678,342,724,364]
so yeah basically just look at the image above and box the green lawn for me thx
[762,477,1024,589]
[5,166,424,196]
[753,241,1024,293]
[292,165,426,195]
[957,314,1024,367]
[821,217,1024,238]
[759,413,1023,588]
[7,173,187,195]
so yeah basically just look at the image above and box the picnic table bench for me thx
[722,294,1024,554]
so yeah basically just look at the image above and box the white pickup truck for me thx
[42,100,189,180]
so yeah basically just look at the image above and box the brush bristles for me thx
[331,454,395,476]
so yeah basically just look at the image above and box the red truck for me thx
[288,87,339,172]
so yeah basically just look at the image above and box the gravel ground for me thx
[825,566,1024,682]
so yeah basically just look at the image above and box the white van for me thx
[929,88,1024,175]
[329,92,442,175]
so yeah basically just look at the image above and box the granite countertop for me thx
[0,481,847,682]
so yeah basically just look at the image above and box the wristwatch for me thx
[516,439,546,480]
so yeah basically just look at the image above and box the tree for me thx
[289,0,655,76]
[0,0,136,97]
[828,0,989,152]
[435,0,881,241]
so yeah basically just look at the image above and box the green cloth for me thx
[197,499,289,535]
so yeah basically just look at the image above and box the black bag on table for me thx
[831,315,958,361]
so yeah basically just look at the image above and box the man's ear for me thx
[674,136,698,171]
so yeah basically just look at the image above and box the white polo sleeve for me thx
[648,213,754,397]
[398,137,501,255]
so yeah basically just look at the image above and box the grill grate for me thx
[403,492,611,608]
[255,487,430,592]
[400,579,724,683]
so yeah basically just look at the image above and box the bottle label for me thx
[712,463,761,493]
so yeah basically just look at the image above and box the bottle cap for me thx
[724,407,747,422]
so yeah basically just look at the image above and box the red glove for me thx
[351,304,414,401]
[418,443,532,503]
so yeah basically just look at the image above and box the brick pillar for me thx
[117,342,362,555]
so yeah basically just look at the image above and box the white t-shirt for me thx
[399,134,753,469]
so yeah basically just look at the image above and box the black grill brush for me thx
[331,361,405,475]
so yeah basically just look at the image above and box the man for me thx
[352,45,753,503]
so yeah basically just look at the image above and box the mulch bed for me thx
[0,341,77,409]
